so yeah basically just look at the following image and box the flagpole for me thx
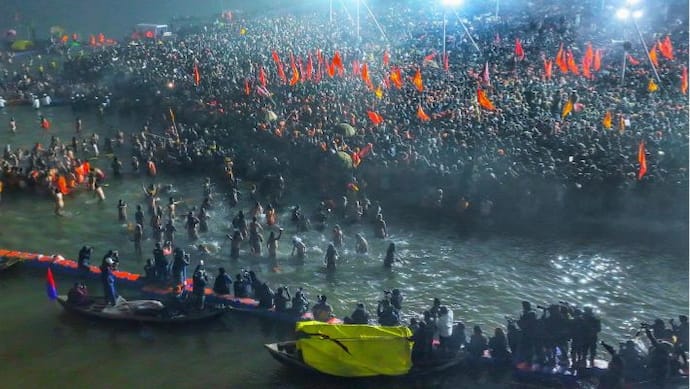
[330,0,333,23]
[632,19,661,83]
[360,0,387,41]
[453,11,481,55]
[356,0,360,40]
[621,50,627,85]
[442,12,447,62]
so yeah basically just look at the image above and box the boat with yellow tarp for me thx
[264,321,464,378]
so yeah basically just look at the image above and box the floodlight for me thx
[616,8,631,19]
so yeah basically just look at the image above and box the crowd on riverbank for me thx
[0,1,688,231]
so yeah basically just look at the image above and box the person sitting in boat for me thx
[192,262,208,310]
[452,322,468,351]
[436,306,454,353]
[274,287,291,312]
[377,299,400,326]
[100,257,118,306]
[102,250,120,269]
[312,295,333,322]
[488,327,512,364]
[411,312,435,363]
[344,303,370,325]
[291,288,309,316]
[233,274,249,298]
[67,282,91,306]
[212,267,232,295]
[153,243,169,282]
[165,284,189,316]
[257,282,275,309]
[467,325,489,359]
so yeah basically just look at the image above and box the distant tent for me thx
[11,40,34,51]
[336,151,353,169]
[263,110,278,122]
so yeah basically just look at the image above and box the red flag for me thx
[682,66,688,95]
[46,268,58,300]
[289,53,300,86]
[244,79,251,95]
[582,57,592,80]
[367,111,383,125]
[477,88,495,110]
[593,49,602,71]
[649,44,659,68]
[555,43,568,73]
[566,49,579,75]
[543,59,553,80]
[258,66,267,88]
[332,51,344,75]
[327,61,336,77]
[352,60,360,77]
[389,67,403,89]
[412,69,423,92]
[637,141,647,180]
[271,50,287,83]
[443,52,449,72]
[383,50,390,66]
[358,143,373,158]
[424,51,437,63]
[193,63,201,86]
[417,106,431,121]
[659,36,674,60]
[514,38,525,60]
[626,54,641,66]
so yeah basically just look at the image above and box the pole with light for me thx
[616,0,661,83]
[441,0,463,64]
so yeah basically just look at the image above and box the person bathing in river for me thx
[291,236,307,260]
[185,211,200,240]
[94,182,106,202]
[332,224,344,249]
[54,187,64,216]
[133,223,143,256]
[117,199,127,222]
[355,233,368,254]
[266,228,284,260]
[374,213,388,239]
[167,197,181,219]
[324,243,338,270]
[163,219,176,244]
[227,229,243,260]
[265,203,277,226]
[250,200,264,220]
[383,242,397,268]
[198,206,209,233]
[249,216,263,256]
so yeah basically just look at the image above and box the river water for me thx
[0,104,687,388]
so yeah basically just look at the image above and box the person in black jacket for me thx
[213,267,232,295]
[192,262,208,309]
[344,303,370,324]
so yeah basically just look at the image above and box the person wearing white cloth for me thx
[437,306,454,352]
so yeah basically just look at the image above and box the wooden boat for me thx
[56,295,224,324]
[265,341,465,379]
[227,305,342,324]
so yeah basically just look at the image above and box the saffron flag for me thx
[333,51,344,75]
[417,106,431,121]
[649,44,659,68]
[477,88,495,111]
[681,66,688,95]
[389,67,403,89]
[46,268,58,300]
[602,111,612,129]
[582,57,592,79]
[271,50,287,83]
[327,61,336,77]
[361,63,373,89]
[566,49,579,75]
[637,141,647,180]
[514,38,525,60]
[543,59,553,80]
[412,69,423,92]
[659,36,674,60]
[647,79,658,92]
[561,99,573,119]
[289,54,300,86]
[593,49,602,71]
[367,111,383,125]
[424,52,437,63]
[193,63,201,86]
[618,115,626,134]
[626,54,640,66]
[556,43,568,73]
[306,55,313,81]
[383,50,390,66]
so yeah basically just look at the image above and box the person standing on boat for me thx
[77,246,93,279]
[488,328,512,364]
[518,301,538,364]
[581,307,601,368]
[212,268,232,295]
[437,306,454,353]
[100,257,118,305]
[467,325,489,358]
[274,287,291,312]
[192,262,208,310]
[391,289,404,311]
[171,248,190,286]
[153,242,169,282]
[377,299,400,326]
[291,288,309,316]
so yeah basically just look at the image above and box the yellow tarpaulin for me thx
[295,321,413,377]
[11,40,34,51]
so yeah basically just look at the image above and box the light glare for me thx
[626,0,641,5]
[441,0,463,7]
[616,8,631,19]
[632,10,643,18]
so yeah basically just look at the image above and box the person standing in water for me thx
[133,224,143,256]
[291,236,307,260]
[324,243,338,271]
[374,213,388,239]
[266,228,284,260]
[227,230,243,260]
[117,199,127,222]
[9,117,16,133]
[384,242,397,268]
[249,216,263,256]
[355,233,368,254]
[54,188,64,216]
